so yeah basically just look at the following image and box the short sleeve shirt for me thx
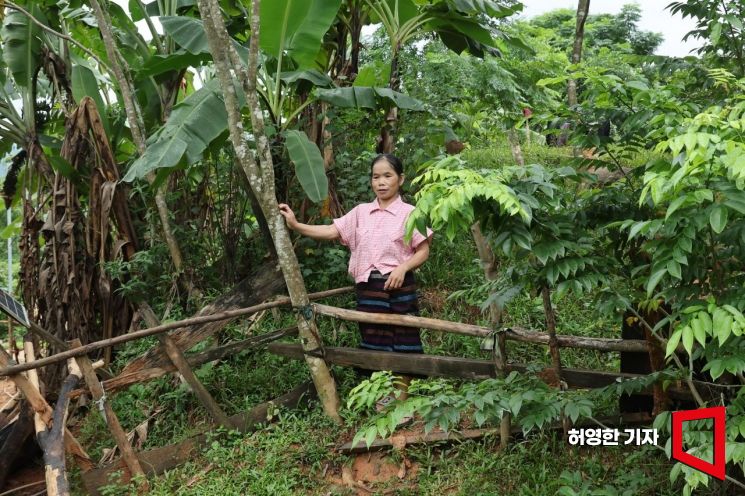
[332,196,433,283]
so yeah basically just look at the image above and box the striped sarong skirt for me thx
[355,270,423,353]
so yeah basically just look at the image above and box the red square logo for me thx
[671,406,726,480]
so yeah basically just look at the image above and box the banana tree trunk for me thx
[378,45,401,153]
[197,0,341,422]
[567,0,590,107]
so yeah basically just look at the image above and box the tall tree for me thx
[196,0,342,421]
[364,0,521,152]
[567,0,590,107]
[87,0,185,274]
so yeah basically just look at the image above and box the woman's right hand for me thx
[278,203,298,229]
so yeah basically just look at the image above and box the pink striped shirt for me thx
[333,196,433,283]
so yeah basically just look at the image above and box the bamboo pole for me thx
[0,287,353,377]
[72,340,149,491]
[504,327,653,352]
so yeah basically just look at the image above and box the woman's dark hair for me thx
[370,153,404,176]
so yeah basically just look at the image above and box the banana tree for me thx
[363,0,523,152]
[123,2,423,209]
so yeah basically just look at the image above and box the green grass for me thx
[83,405,688,496]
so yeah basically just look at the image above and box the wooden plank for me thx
[267,343,696,399]
[81,382,314,495]
[0,287,351,377]
[73,340,148,490]
[158,334,234,428]
[338,412,653,454]
[68,326,298,399]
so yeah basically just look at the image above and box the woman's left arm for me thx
[383,240,430,290]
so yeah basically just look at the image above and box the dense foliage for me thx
[1,0,744,494]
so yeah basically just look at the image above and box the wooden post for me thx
[0,341,94,471]
[37,359,82,496]
[470,222,511,449]
[157,334,235,429]
[23,337,47,434]
[71,340,149,491]
[541,286,569,436]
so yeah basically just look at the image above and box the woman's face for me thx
[371,159,404,203]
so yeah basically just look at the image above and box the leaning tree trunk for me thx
[88,0,185,274]
[197,0,341,421]
[567,0,590,107]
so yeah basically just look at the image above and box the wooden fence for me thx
[0,286,694,494]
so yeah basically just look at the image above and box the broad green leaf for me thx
[714,309,733,345]
[667,260,682,280]
[709,205,728,233]
[142,0,196,18]
[259,0,341,69]
[124,79,242,181]
[160,16,248,60]
[354,61,391,87]
[1,7,47,88]
[646,267,667,296]
[691,317,706,347]
[450,0,522,18]
[287,0,342,68]
[710,22,722,45]
[626,80,649,91]
[628,220,650,240]
[284,130,328,203]
[666,195,688,219]
[725,14,744,30]
[280,70,333,87]
[699,311,713,333]
[71,64,105,116]
[430,16,497,57]
[316,86,425,111]
[682,325,694,355]
[374,87,427,111]
[259,0,310,59]
[666,328,682,357]
[140,51,210,77]
[124,136,188,181]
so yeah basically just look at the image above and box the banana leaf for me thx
[1,6,47,88]
[284,130,328,203]
[260,0,342,68]
[160,16,248,61]
[123,79,244,181]
[316,87,426,111]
